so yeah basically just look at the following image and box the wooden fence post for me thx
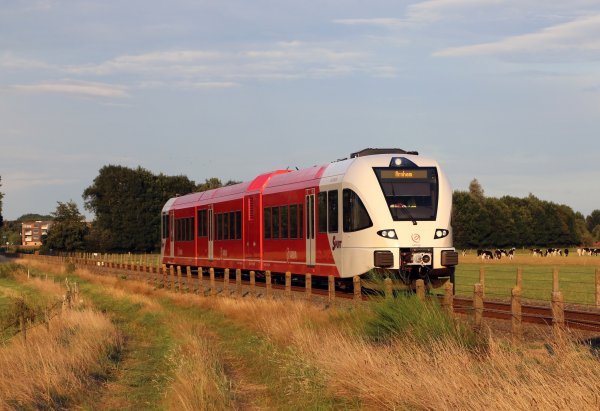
[210,268,216,297]
[177,266,182,292]
[285,272,292,300]
[443,281,453,315]
[479,267,485,298]
[415,279,425,301]
[473,283,483,332]
[552,267,559,293]
[20,312,27,342]
[266,271,272,299]
[516,267,523,289]
[44,307,50,332]
[328,275,335,304]
[236,269,242,298]
[305,274,312,301]
[197,267,204,295]
[161,264,167,288]
[511,286,522,346]
[595,268,600,308]
[353,276,361,303]
[169,266,175,290]
[250,271,256,298]
[185,266,191,293]
[224,268,230,297]
[552,290,565,334]
[384,278,393,299]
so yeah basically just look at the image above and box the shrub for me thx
[364,290,487,352]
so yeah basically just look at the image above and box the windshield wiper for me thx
[398,206,418,225]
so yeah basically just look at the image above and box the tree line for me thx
[452,179,600,249]
[2,168,599,253]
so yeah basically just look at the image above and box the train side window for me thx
[229,211,235,240]
[216,214,223,241]
[289,205,298,239]
[197,209,207,237]
[264,208,271,239]
[318,192,327,233]
[343,189,373,232]
[281,206,289,239]
[272,207,280,239]
[236,210,242,239]
[223,212,229,240]
[189,217,195,240]
[328,190,338,233]
[162,214,169,239]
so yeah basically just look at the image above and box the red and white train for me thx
[161,148,458,286]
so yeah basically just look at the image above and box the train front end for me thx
[331,149,458,287]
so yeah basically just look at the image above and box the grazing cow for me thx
[564,248,569,257]
[477,249,493,260]
[508,247,516,260]
[531,248,543,257]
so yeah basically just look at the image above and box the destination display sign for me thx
[380,169,428,179]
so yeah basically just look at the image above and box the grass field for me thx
[456,253,600,305]
[1,259,599,410]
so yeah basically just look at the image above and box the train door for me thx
[208,205,214,260]
[161,212,168,258]
[305,189,316,266]
[245,194,260,259]
[169,210,175,258]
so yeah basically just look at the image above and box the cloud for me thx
[188,81,239,89]
[0,52,55,70]
[434,13,600,57]
[60,42,387,86]
[406,0,504,24]
[334,0,503,28]
[333,18,405,28]
[12,81,129,98]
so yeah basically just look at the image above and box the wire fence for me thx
[0,277,80,344]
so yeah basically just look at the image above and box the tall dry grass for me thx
[17,259,600,410]
[0,309,121,410]
[175,296,600,410]
[165,323,236,411]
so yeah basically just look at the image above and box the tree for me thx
[196,178,242,192]
[586,210,600,232]
[468,178,485,203]
[83,165,196,252]
[42,201,89,252]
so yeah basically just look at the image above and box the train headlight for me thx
[377,229,397,239]
[434,229,449,239]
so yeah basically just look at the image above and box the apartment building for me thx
[21,221,52,246]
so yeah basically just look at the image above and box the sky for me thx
[1,0,600,220]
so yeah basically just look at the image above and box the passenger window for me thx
[217,214,223,240]
[229,211,235,240]
[264,208,271,239]
[328,190,338,233]
[236,210,242,239]
[272,207,280,239]
[343,189,373,232]
[318,192,327,233]
[290,205,298,239]
[281,206,289,239]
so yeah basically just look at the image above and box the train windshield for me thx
[373,167,438,221]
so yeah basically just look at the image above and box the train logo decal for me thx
[411,233,421,243]
[331,236,342,251]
